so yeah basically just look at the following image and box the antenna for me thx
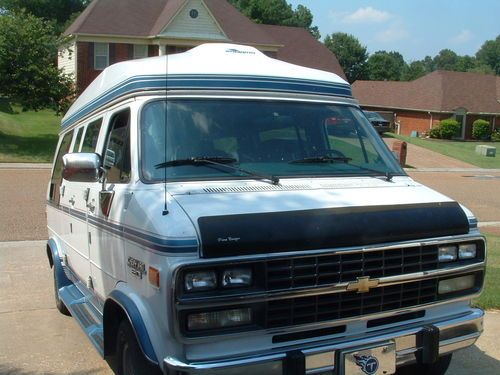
[162,52,169,216]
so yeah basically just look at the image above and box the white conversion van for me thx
[46,44,486,375]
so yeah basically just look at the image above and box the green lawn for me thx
[387,133,500,169]
[474,234,500,310]
[0,100,61,163]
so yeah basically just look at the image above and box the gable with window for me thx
[133,44,148,59]
[94,43,109,70]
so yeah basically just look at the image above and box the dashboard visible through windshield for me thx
[140,99,404,182]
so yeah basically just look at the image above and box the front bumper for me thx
[163,308,483,374]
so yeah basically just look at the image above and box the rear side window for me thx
[49,131,73,202]
[81,118,102,153]
[103,109,131,183]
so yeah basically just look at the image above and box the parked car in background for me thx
[364,110,392,134]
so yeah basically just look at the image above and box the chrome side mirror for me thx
[62,153,101,182]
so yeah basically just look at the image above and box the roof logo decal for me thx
[225,48,256,55]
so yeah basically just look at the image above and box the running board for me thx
[59,284,104,356]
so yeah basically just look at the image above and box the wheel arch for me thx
[103,289,159,365]
[47,238,71,288]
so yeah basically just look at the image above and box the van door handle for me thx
[87,201,95,213]
[69,197,75,205]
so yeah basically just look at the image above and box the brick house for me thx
[59,0,345,93]
[352,71,500,139]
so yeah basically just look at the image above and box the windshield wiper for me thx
[157,156,237,167]
[288,155,394,181]
[348,163,394,182]
[289,155,352,164]
[155,156,280,185]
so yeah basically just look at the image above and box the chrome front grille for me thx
[265,246,439,291]
[176,237,485,337]
[265,279,439,329]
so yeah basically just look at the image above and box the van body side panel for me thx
[59,179,91,283]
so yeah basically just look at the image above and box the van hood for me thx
[170,177,470,258]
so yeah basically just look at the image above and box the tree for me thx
[0,0,90,33]
[0,11,74,112]
[289,4,320,39]
[324,32,368,83]
[476,35,500,75]
[421,56,435,72]
[433,49,459,71]
[366,51,406,81]
[455,55,477,72]
[467,64,495,75]
[401,61,427,81]
[228,0,320,39]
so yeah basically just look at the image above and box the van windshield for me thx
[140,100,404,182]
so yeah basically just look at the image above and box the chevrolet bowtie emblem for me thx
[347,276,379,293]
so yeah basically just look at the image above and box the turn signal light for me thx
[149,266,160,288]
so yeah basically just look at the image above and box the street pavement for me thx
[0,240,499,375]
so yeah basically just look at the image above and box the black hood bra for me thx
[198,202,470,258]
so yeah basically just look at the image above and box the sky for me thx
[287,0,500,62]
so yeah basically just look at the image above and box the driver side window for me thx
[103,109,131,183]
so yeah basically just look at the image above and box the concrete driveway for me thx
[0,240,111,375]
[0,240,499,375]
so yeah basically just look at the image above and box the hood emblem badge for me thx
[347,276,379,293]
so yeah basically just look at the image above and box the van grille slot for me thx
[265,279,438,329]
[265,246,438,291]
[203,184,312,193]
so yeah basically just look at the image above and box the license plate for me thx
[340,341,396,375]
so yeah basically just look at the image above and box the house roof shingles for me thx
[64,0,346,78]
[352,70,500,114]
[260,24,346,80]
[65,0,169,37]
[65,0,278,46]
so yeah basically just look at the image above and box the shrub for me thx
[428,126,441,138]
[492,129,500,142]
[472,119,492,140]
[439,119,460,139]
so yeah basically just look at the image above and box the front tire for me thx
[115,319,161,375]
[397,354,452,375]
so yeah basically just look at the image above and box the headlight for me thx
[438,275,475,294]
[222,268,252,288]
[438,245,457,262]
[185,271,217,292]
[187,308,253,331]
[458,244,477,259]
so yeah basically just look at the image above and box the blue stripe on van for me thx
[46,201,198,253]
[61,74,353,129]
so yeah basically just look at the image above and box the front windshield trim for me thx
[137,97,406,185]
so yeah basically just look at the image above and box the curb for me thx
[0,240,46,248]
[406,168,500,173]
[0,163,52,170]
